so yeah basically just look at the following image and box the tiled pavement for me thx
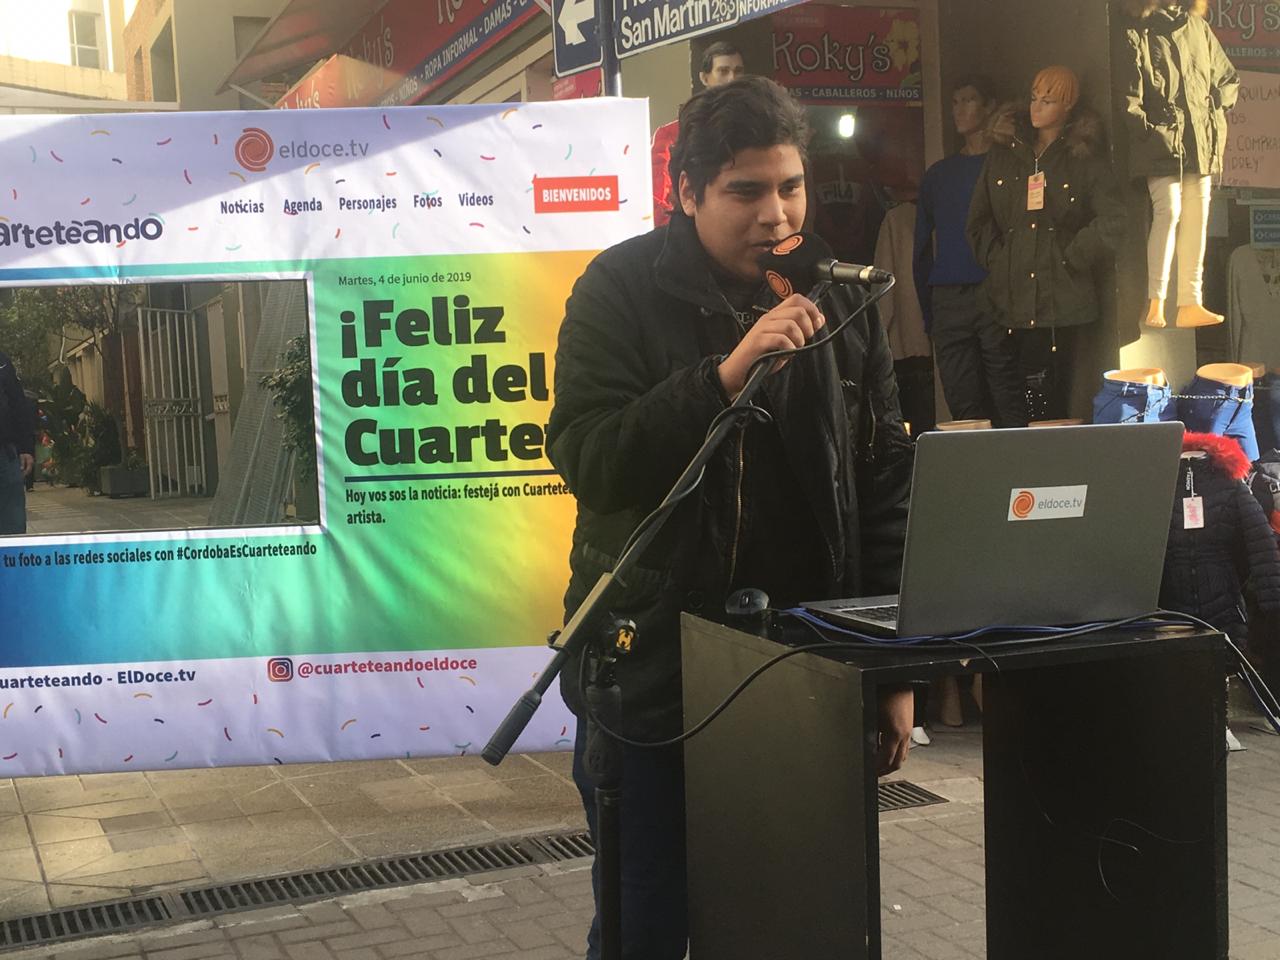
[23,485,212,537]
[0,753,584,919]
[4,720,1280,958]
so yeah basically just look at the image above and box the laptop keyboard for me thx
[836,604,899,623]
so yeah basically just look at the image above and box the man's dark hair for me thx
[952,73,999,105]
[699,40,743,76]
[669,76,810,210]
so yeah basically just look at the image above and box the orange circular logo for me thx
[772,234,804,256]
[1012,491,1036,518]
[235,127,274,173]
[766,270,793,299]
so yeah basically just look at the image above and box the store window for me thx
[770,4,925,265]
[68,11,102,69]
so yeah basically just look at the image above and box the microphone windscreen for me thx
[758,232,835,300]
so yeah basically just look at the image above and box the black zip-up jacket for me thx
[1160,433,1280,641]
[0,352,34,456]
[967,105,1125,330]
[1119,1,1239,179]
[546,214,913,737]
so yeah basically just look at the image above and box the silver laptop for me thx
[802,422,1185,638]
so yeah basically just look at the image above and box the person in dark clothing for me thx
[0,351,35,534]
[914,74,1027,427]
[967,66,1126,421]
[548,77,915,960]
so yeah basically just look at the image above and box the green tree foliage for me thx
[260,336,317,481]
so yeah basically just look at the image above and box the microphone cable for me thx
[582,608,1280,748]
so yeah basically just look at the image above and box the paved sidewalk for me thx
[23,485,211,537]
[0,753,584,918]
[4,721,1280,958]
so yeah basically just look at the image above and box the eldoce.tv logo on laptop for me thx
[803,422,1184,638]
[1008,486,1088,521]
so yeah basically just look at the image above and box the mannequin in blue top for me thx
[914,75,1028,428]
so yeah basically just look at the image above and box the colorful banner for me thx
[0,100,652,776]
[1222,69,1280,188]
[770,6,922,105]
[1205,0,1280,73]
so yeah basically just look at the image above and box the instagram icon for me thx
[266,657,294,682]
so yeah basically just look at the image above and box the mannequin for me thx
[1093,367,1177,424]
[1107,367,1167,386]
[968,65,1125,421]
[914,75,1026,428]
[1119,0,1239,328]
[1180,362,1259,460]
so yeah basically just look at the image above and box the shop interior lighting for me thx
[837,113,856,138]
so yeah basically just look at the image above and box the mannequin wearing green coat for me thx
[1119,0,1239,329]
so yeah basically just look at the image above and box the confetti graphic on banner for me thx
[0,99,650,777]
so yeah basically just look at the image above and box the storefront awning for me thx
[0,85,179,113]
[216,0,391,93]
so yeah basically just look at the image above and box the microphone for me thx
[759,232,893,298]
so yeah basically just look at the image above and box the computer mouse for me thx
[725,587,770,617]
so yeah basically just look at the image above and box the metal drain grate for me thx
[879,780,949,813]
[0,830,595,952]
[0,897,171,950]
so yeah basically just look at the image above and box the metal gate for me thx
[137,307,207,499]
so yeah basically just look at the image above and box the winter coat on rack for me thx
[1160,433,1280,640]
[1118,0,1239,179]
[966,104,1125,330]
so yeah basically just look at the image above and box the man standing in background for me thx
[0,350,35,534]
[650,40,747,226]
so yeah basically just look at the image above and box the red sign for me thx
[532,176,621,213]
[770,5,922,105]
[275,55,385,109]
[275,0,540,109]
[552,69,603,100]
[1204,0,1280,73]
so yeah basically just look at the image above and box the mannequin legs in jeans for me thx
[1144,175,1220,328]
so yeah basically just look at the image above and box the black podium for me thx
[681,614,1229,959]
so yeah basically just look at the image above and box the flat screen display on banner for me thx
[0,101,652,777]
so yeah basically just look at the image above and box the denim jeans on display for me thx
[1091,377,1178,425]
[1254,374,1280,455]
[1178,376,1259,461]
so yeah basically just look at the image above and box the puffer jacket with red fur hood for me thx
[1159,433,1280,640]
[966,103,1126,329]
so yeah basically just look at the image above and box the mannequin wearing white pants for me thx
[1119,0,1238,330]
[1144,173,1220,328]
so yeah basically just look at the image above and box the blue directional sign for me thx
[553,0,604,77]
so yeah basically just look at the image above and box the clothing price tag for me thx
[1027,171,1046,211]
[1183,496,1205,530]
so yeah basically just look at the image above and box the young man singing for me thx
[547,77,915,959]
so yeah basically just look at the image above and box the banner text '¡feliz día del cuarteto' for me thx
[338,297,552,468]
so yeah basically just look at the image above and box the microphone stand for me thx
[482,278,891,960]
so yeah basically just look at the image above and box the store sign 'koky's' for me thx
[770,6,922,105]
[1204,0,1280,73]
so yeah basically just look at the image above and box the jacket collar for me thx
[653,212,754,315]
[1151,4,1189,29]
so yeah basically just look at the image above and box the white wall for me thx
[0,0,111,68]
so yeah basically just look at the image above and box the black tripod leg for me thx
[596,779,623,960]
[585,678,624,960]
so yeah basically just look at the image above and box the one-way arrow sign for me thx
[553,0,603,77]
